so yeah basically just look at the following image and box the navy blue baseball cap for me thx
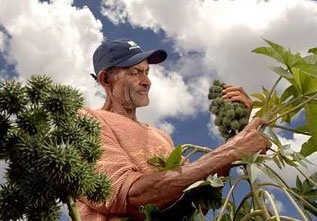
[92,38,167,77]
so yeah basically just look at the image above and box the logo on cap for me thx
[127,40,141,50]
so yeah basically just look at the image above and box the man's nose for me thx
[140,74,151,88]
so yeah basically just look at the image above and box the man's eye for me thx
[129,69,141,76]
[128,68,148,76]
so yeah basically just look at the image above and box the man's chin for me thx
[135,100,150,108]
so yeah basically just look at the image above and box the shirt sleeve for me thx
[78,108,143,215]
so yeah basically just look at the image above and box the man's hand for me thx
[224,117,271,157]
[222,84,253,118]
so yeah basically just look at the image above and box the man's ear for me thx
[97,70,109,86]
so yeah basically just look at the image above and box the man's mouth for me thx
[138,91,148,95]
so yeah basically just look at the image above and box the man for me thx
[77,38,271,221]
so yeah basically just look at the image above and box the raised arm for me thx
[127,117,271,220]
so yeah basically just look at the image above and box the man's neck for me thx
[107,105,137,121]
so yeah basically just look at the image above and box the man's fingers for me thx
[245,117,266,130]
[222,86,252,107]
[222,91,241,99]
[222,85,247,95]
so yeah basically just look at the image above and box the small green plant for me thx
[208,80,248,140]
[0,75,111,221]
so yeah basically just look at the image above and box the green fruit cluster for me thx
[208,80,248,140]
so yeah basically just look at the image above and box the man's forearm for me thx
[126,143,238,219]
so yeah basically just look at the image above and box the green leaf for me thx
[267,127,282,147]
[280,85,297,102]
[300,103,317,156]
[270,66,293,79]
[252,46,285,65]
[273,155,283,169]
[252,39,302,68]
[300,137,317,157]
[164,145,183,170]
[308,47,317,55]
[139,204,160,221]
[206,174,225,187]
[293,175,317,216]
[189,208,205,221]
[251,87,281,121]
[293,63,317,77]
[303,54,317,65]
[249,164,258,183]
[184,180,210,192]
[264,39,302,67]
[281,155,297,167]
[291,152,310,169]
[296,176,303,191]
[292,67,317,95]
[184,174,224,192]
[147,156,166,169]
[251,92,266,101]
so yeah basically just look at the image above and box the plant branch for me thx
[270,124,311,136]
[216,175,249,221]
[180,144,213,164]
[267,92,317,125]
[228,178,236,213]
[263,190,280,221]
[258,182,316,220]
[281,188,309,221]
[180,144,213,153]
[250,182,271,219]
[263,76,283,118]
[265,94,303,122]
[240,210,263,221]
[67,195,81,221]
[233,192,252,221]
[267,216,303,221]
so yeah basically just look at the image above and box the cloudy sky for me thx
[1,0,317,220]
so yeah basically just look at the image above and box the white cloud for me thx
[0,0,104,107]
[207,114,225,144]
[155,121,175,135]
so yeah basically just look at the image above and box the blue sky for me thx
[1,0,317,220]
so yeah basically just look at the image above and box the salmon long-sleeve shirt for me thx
[76,107,175,221]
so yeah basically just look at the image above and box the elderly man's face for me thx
[110,60,151,109]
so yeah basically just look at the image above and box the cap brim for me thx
[115,49,167,67]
